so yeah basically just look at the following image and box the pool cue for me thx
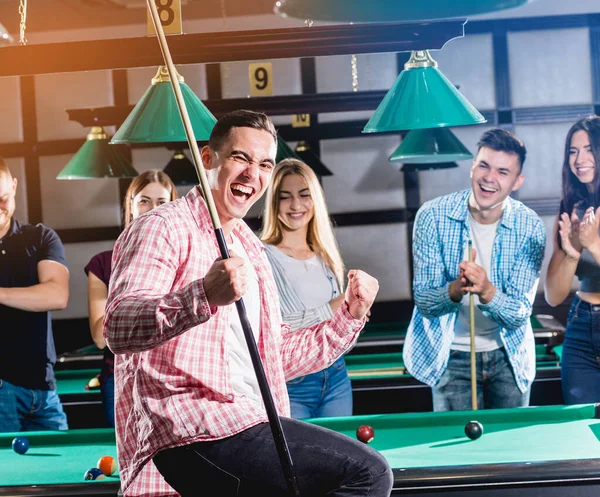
[468,240,477,411]
[145,3,301,496]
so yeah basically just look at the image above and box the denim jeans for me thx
[286,357,352,419]
[432,348,530,411]
[561,295,600,404]
[153,417,393,497]
[0,378,68,432]
[102,374,115,428]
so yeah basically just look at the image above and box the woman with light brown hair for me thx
[261,158,352,418]
[84,169,178,426]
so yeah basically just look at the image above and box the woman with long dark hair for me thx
[545,116,600,404]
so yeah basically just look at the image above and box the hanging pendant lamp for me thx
[389,128,473,164]
[163,149,198,185]
[363,50,486,133]
[111,66,217,144]
[56,126,138,179]
[274,0,532,23]
[295,141,333,176]
[276,137,301,163]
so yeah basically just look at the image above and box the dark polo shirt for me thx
[0,219,66,390]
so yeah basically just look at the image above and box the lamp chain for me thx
[220,0,229,96]
[19,0,27,45]
[351,54,359,92]
[220,0,227,28]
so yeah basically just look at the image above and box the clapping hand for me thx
[578,206,600,253]
[558,206,583,260]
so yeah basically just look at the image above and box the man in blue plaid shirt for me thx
[404,129,546,411]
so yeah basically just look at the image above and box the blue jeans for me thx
[153,416,393,497]
[432,348,530,411]
[0,378,68,432]
[286,357,352,419]
[102,374,115,428]
[561,295,600,404]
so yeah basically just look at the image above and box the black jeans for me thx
[153,417,393,497]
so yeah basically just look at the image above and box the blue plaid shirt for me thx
[403,189,546,393]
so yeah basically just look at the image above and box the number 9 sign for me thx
[248,62,273,96]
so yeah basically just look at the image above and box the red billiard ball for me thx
[97,455,117,476]
[356,425,375,444]
[464,421,483,440]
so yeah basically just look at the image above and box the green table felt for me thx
[554,344,563,361]
[308,404,600,469]
[55,369,101,396]
[346,346,560,380]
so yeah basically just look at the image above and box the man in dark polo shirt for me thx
[0,157,70,432]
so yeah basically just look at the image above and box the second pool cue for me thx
[468,240,477,411]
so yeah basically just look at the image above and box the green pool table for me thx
[309,403,600,496]
[346,344,563,414]
[3,404,600,497]
[55,369,106,429]
[0,429,120,497]
[55,344,563,428]
[54,315,566,426]
[352,314,565,355]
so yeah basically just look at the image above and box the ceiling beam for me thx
[66,90,389,126]
[0,19,466,77]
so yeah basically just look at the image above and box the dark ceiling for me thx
[0,0,275,33]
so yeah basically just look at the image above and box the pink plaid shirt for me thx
[104,186,365,496]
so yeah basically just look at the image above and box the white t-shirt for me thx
[225,234,262,403]
[269,246,334,309]
[452,213,503,352]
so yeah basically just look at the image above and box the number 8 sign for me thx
[249,62,273,97]
[147,0,183,36]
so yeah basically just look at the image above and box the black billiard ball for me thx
[12,437,29,454]
[464,421,483,440]
[356,425,375,443]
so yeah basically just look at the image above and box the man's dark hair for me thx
[476,128,527,171]
[208,109,277,152]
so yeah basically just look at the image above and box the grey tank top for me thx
[571,202,600,293]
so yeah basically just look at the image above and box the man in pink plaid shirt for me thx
[104,110,393,497]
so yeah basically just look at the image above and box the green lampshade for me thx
[295,141,333,176]
[389,128,473,164]
[56,127,138,180]
[274,0,531,22]
[111,66,217,144]
[163,150,198,186]
[276,137,301,163]
[363,51,486,133]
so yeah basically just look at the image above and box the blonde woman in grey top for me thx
[261,159,352,418]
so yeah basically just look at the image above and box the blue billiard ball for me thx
[12,437,29,455]
[84,468,106,481]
